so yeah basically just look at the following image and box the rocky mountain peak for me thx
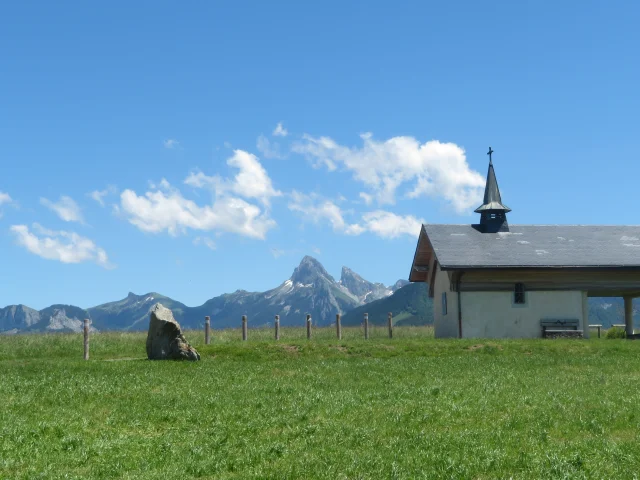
[392,279,410,291]
[339,265,394,304]
[12,304,32,315]
[340,267,362,280]
[0,304,41,331]
[340,266,365,282]
[340,266,369,295]
[290,256,334,285]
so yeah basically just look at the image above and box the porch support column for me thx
[582,292,590,339]
[624,296,634,336]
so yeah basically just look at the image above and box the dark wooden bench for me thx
[541,319,582,339]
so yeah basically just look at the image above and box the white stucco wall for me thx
[460,290,586,338]
[432,264,459,338]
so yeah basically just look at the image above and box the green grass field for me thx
[2,327,640,479]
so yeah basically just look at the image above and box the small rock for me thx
[146,303,200,361]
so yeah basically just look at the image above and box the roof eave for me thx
[474,203,512,213]
[439,264,640,271]
[409,225,436,282]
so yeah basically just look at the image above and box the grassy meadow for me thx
[2,326,640,479]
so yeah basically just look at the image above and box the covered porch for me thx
[588,287,640,336]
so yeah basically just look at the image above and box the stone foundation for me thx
[543,330,583,339]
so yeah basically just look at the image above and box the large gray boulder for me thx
[146,303,200,361]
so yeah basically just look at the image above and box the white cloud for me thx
[193,236,216,250]
[10,223,113,269]
[353,211,424,239]
[40,196,84,223]
[359,192,373,205]
[89,185,118,207]
[120,180,276,239]
[256,135,284,159]
[147,178,172,191]
[164,139,179,149]
[182,172,211,189]
[344,224,366,235]
[0,192,11,206]
[271,248,285,258]
[273,122,288,137]
[289,191,361,235]
[0,191,13,218]
[293,133,485,213]
[185,149,281,206]
[289,192,422,239]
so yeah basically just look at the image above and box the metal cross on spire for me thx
[487,147,494,164]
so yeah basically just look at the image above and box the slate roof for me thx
[424,224,640,269]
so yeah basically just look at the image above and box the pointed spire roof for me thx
[474,147,511,213]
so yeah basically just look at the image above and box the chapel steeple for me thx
[474,147,511,233]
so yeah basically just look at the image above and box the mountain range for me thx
[0,255,633,334]
[0,256,406,334]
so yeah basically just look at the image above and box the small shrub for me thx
[605,326,627,339]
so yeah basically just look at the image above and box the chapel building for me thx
[409,148,640,339]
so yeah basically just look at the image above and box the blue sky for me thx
[1,1,639,310]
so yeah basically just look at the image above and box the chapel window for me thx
[514,283,525,304]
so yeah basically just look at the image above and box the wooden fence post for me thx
[275,315,280,340]
[83,318,89,360]
[364,313,369,340]
[242,315,247,341]
[388,312,393,339]
[336,313,342,340]
[306,314,312,340]
[205,316,211,345]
